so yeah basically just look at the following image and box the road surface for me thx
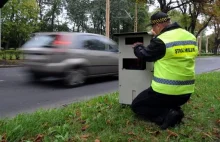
[0,57,220,118]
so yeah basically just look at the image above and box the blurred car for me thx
[21,32,119,87]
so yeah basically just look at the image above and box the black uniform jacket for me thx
[133,22,182,62]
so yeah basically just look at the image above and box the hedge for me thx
[0,50,24,60]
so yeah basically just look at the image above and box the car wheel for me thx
[64,68,87,87]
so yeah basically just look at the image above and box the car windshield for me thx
[22,35,56,48]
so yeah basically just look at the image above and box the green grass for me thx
[0,72,220,142]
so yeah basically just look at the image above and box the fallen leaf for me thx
[193,104,203,109]
[186,99,191,104]
[132,120,138,126]
[167,130,178,137]
[81,125,90,131]
[149,131,160,137]
[80,120,86,124]
[106,120,111,125]
[126,120,130,126]
[34,134,44,142]
[94,139,101,142]
[212,128,220,139]
[213,128,219,133]
[76,110,81,117]
[76,118,82,122]
[216,119,220,125]
[1,133,7,142]
[136,136,145,141]
[128,132,136,136]
[80,134,90,139]
[166,130,178,141]
[210,107,215,113]
[128,138,135,142]
[202,132,212,139]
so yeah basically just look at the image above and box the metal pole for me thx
[134,1,137,32]
[0,9,1,49]
[106,0,110,38]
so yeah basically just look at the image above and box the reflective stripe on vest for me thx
[165,40,197,48]
[153,76,195,85]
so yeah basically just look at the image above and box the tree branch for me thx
[196,16,213,37]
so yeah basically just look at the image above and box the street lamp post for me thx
[106,0,110,38]
[134,1,137,32]
[0,9,1,49]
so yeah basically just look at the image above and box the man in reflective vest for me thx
[131,11,198,130]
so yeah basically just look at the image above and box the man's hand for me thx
[132,42,143,49]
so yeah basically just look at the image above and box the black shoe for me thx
[160,109,184,130]
[149,116,164,126]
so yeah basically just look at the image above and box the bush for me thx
[0,49,23,60]
[0,50,7,60]
[5,50,14,60]
[15,50,23,60]
[0,51,2,59]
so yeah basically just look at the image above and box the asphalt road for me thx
[0,57,220,118]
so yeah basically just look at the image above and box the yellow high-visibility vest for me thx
[151,28,198,95]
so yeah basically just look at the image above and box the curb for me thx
[0,65,22,68]
[210,68,220,72]
[205,68,220,73]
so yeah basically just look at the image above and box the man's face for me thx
[152,24,161,35]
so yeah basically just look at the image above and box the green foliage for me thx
[65,0,150,36]
[168,10,191,30]
[1,0,219,50]
[14,50,23,60]
[1,0,39,48]
[0,50,23,60]
[5,50,14,60]
[0,50,7,60]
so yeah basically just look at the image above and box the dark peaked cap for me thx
[147,11,170,26]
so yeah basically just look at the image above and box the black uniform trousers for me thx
[131,86,191,124]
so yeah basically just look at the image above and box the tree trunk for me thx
[190,18,196,35]
[6,41,9,50]
[77,25,80,32]
[213,38,218,55]
[51,14,55,32]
